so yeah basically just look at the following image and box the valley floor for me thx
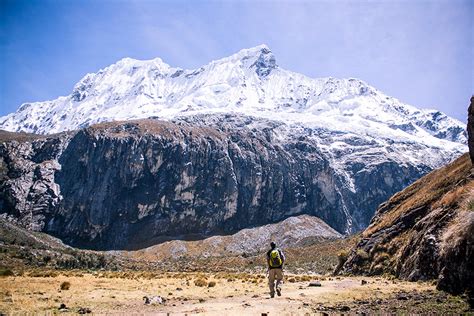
[1,272,472,315]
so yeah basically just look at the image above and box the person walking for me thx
[266,241,285,298]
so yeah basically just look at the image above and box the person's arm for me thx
[266,251,270,270]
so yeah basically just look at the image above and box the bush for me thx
[29,270,58,278]
[0,268,14,277]
[466,198,474,212]
[208,281,216,287]
[337,250,349,264]
[194,278,207,287]
[60,281,71,290]
[356,249,370,261]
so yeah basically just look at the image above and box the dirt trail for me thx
[0,273,470,315]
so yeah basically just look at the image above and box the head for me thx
[270,241,276,249]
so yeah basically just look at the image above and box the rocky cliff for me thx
[468,96,474,164]
[0,113,455,250]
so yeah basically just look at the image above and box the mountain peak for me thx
[209,44,277,76]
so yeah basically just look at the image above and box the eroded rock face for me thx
[0,134,69,230]
[468,96,474,164]
[0,115,459,250]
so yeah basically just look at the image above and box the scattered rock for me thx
[58,303,68,311]
[361,279,367,285]
[308,281,322,287]
[339,305,351,312]
[77,307,92,314]
[397,294,409,301]
[143,296,165,305]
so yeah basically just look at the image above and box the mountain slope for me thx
[0,217,118,270]
[339,152,473,302]
[128,214,341,261]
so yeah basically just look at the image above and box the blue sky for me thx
[1,0,472,121]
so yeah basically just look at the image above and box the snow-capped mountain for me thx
[0,45,469,249]
[0,45,467,147]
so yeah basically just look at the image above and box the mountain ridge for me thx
[0,45,467,149]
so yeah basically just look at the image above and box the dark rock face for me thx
[468,96,474,164]
[0,116,453,250]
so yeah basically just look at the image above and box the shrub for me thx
[60,281,71,290]
[0,268,14,277]
[29,270,58,278]
[208,281,216,287]
[468,199,474,211]
[356,249,370,261]
[374,252,390,264]
[337,250,349,265]
[194,278,207,287]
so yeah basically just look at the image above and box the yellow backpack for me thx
[269,249,282,267]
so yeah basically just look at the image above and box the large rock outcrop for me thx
[0,115,464,250]
[468,96,474,164]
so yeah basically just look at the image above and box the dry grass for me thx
[0,272,467,314]
[440,182,474,257]
[460,182,474,212]
[433,181,474,210]
[88,119,226,141]
[0,130,47,142]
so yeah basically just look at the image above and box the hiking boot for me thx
[270,293,275,298]
[276,288,281,296]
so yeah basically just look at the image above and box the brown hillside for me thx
[340,153,473,304]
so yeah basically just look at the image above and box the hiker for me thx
[266,241,285,298]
